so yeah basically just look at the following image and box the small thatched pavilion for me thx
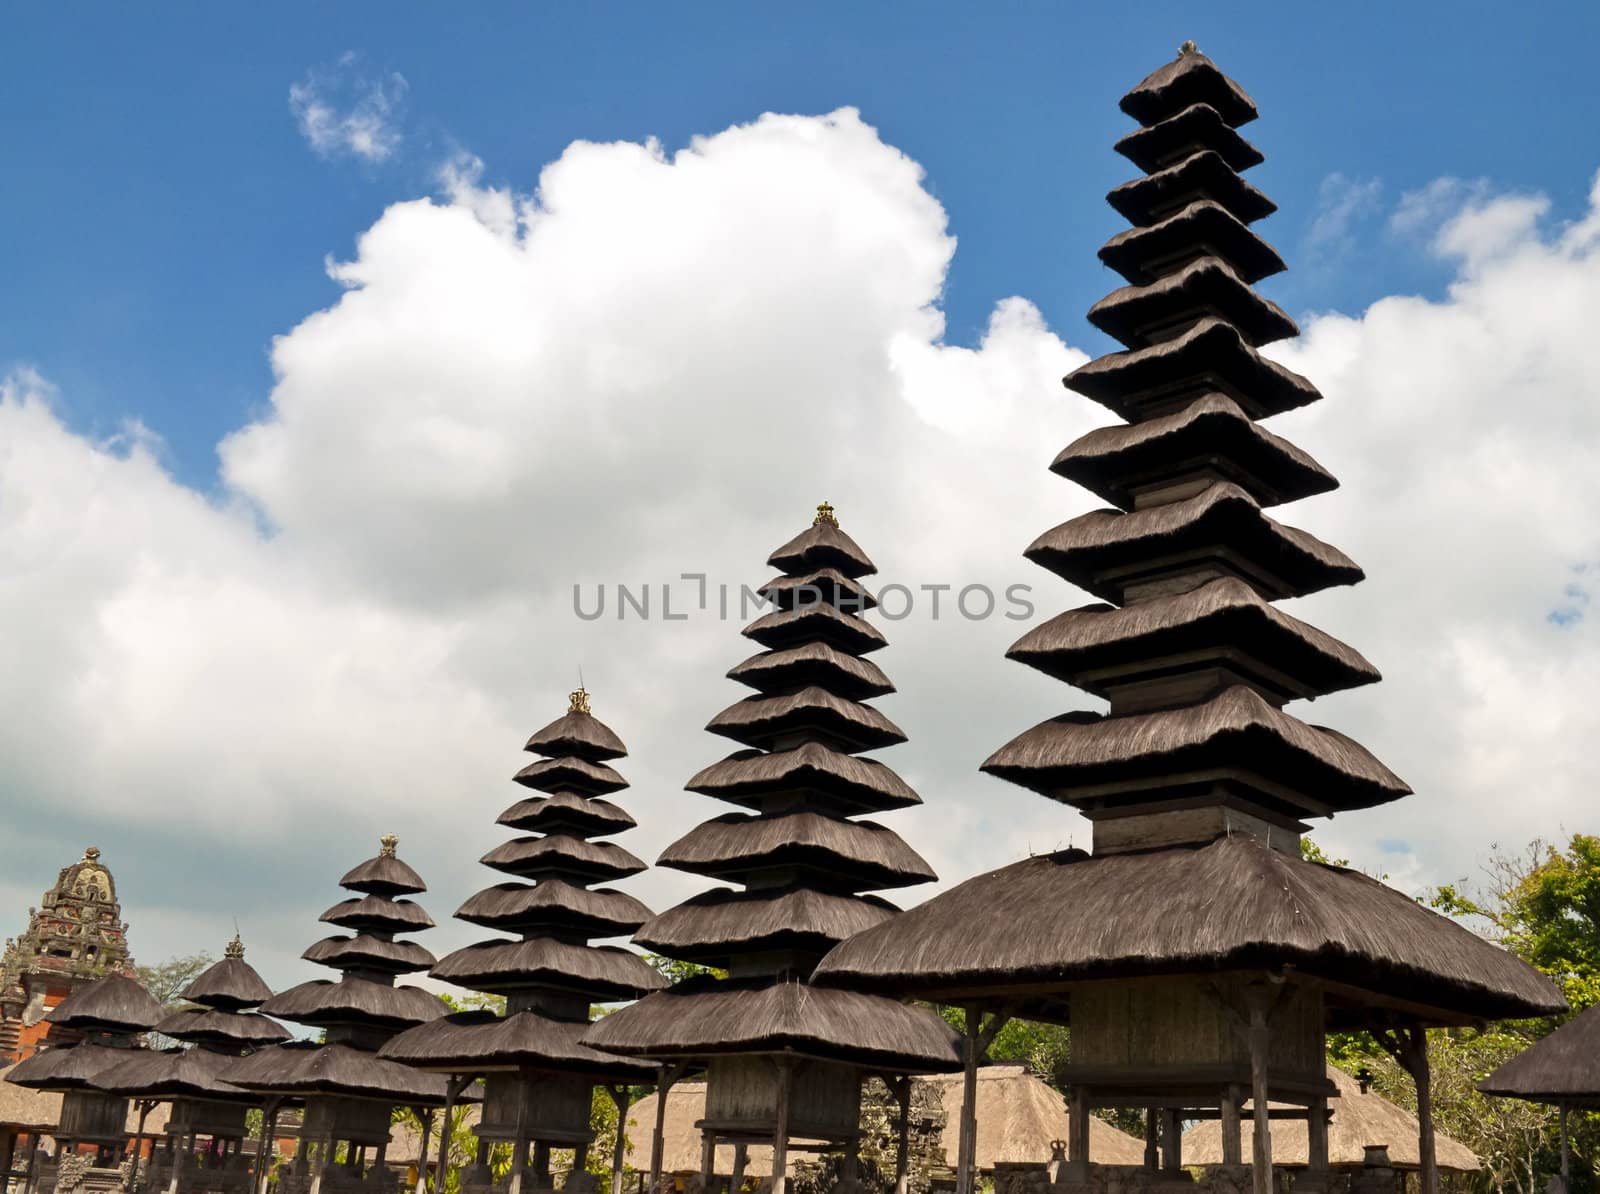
[1479,1002,1600,1187]
[1185,1066,1478,1174]
[815,42,1563,1194]
[585,507,961,1194]
[381,689,665,1194]
[223,837,452,1194]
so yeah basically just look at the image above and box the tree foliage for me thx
[135,951,214,1009]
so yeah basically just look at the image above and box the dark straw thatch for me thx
[6,1042,133,1091]
[1107,150,1276,227]
[524,710,628,762]
[767,523,877,578]
[1115,102,1263,174]
[44,975,162,1034]
[707,686,907,751]
[633,886,899,963]
[658,811,938,889]
[1089,255,1296,348]
[260,977,448,1028]
[429,938,667,999]
[223,1041,451,1103]
[727,641,895,700]
[178,956,275,1010]
[1099,200,1285,288]
[454,880,652,936]
[688,742,921,814]
[1479,1002,1600,1103]
[319,894,436,933]
[96,1047,253,1102]
[1120,46,1258,128]
[339,853,428,896]
[496,791,638,836]
[302,934,438,973]
[154,1007,291,1048]
[380,1010,651,1080]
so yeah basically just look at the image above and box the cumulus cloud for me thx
[1304,172,1382,262]
[2,109,1597,988]
[289,52,407,163]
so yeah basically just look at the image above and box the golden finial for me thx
[1178,40,1198,57]
[379,833,399,858]
[225,934,245,960]
[814,501,838,528]
[83,846,101,862]
[568,688,591,716]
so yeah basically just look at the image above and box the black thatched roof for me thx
[1115,102,1263,174]
[1088,255,1296,349]
[706,686,907,752]
[179,949,275,1011]
[496,791,637,836]
[339,852,428,897]
[455,880,653,937]
[743,602,888,655]
[46,975,162,1035]
[156,1007,292,1049]
[96,1047,254,1102]
[688,742,920,815]
[223,1041,451,1103]
[319,895,436,934]
[513,755,629,797]
[1121,45,1258,128]
[1099,200,1285,287]
[1109,151,1276,228]
[430,938,668,1001]
[767,522,877,579]
[1051,392,1338,511]
[759,568,877,612]
[583,975,961,1072]
[479,835,646,882]
[302,934,436,974]
[635,886,899,965]
[1479,1003,1600,1103]
[524,709,628,763]
[6,1041,135,1091]
[381,1009,654,1081]
[727,641,895,701]
[658,811,936,891]
[814,834,1565,1024]
[261,977,448,1029]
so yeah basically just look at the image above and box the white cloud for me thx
[289,53,407,163]
[1305,172,1382,261]
[2,112,1597,993]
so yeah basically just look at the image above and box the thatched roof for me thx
[319,895,435,934]
[302,934,436,975]
[260,977,448,1030]
[155,1007,291,1049]
[1115,103,1263,175]
[496,792,637,836]
[455,880,653,937]
[582,975,961,1072]
[223,1042,451,1103]
[179,954,275,1011]
[339,853,428,897]
[727,643,894,701]
[743,603,888,655]
[381,1009,653,1081]
[1099,200,1285,288]
[430,938,667,1001]
[657,812,936,891]
[1089,255,1295,349]
[7,1042,135,1092]
[760,569,877,612]
[1064,317,1321,422]
[479,835,646,883]
[620,1082,803,1176]
[983,684,1408,814]
[0,1064,64,1130]
[1121,46,1258,128]
[1108,150,1275,228]
[1051,393,1337,511]
[707,687,907,753]
[1185,1066,1479,1172]
[1025,482,1362,605]
[524,709,628,763]
[513,756,629,797]
[812,834,1565,1023]
[927,1065,1145,1169]
[95,1047,254,1102]
[688,743,920,816]
[1479,1002,1600,1103]
[634,887,899,965]
[46,976,162,1035]
[767,523,876,580]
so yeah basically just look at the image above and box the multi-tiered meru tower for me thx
[587,506,959,1194]
[382,689,665,1194]
[815,44,1563,1194]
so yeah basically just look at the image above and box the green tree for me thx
[135,951,215,1009]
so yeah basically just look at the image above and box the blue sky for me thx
[9,2,1600,489]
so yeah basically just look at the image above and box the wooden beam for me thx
[1560,1103,1571,1187]
[771,1056,792,1194]
[1160,1109,1182,1173]
[729,1143,747,1194]
[1307,1096,1329,1182]
[1220,1085,1242,1168]
[892,1077,911,1194]
[414,1109,434,1194]
[607,1086,632,1194]
[649,1062,688,1189]
[1067,1086,1090,1181]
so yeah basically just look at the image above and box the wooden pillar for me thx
[436,1075,469,1194]
[649,1065,681,1190]
[893,1078,911,1194]
[729,1144,747,1194]
[125,1102,152,1193]
[414,1110,434,1194]
[1221,1086,1243,1168]
[1247,1005,1273,1194]
[1160,1110,1181,1173]
[1307,1096,1330,1183]
[307,1132,335,1194]
[700,1133,716,1191]
[771,1057,792,1194]
[1,1129,15,1194]
[608,1087,632,1194]
[1144,1112,1159,1172]
[22,1133,39,1194]
[507,1136,530,1194]
[1373,1025,1437,1194]
[533,1142,551,1185]
[1559,1103,1571,1186]
[256,1102,280,1194]
[1066,1086,1090,1180]
[957,1009,981,1194]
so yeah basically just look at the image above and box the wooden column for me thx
[893,1078,911,1194]
[1160,1110,1182,1173]
[957,1009,980,1194]
[1,1129,15,1194]
[649,1064,685,1190]
[700,1133,716,1191]
[1066,1087,1090,1180]
[414,1110,434,1194]
[729,1144,747,1194]
[1221,1086,1243,1168]
[608,1086,632,1194]
[1373,1025,1436,1194]
[125,1102,152,1193]
[771,1057,792,1194]
[1559,1103,1571,1187]
[434,1075,469,1194]
[308,1132,335,1194]
[1144,1112,1159,1172]
[507,1135,530,1194]
[1307,1096,1330,1185]
[1247,1003,1273,1194]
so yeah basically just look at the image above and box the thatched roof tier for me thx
[223,1041,451,1103]
[582,974,960,1071]
[496,791,637,837]
[727,642,895,701]
[430,938,668,1001]
[1121,46,1258,129]
[155,1007,292,1049]
[178,951,275,1010]
[634,886,899,965]
[1479,1003,1600,1103]
[928,1065,1146,1170]
[338,852,428,897]
[319,895,436,934]
[1065,317,1321,422]
[1026,483,1362,605]
[767,522,877,579]
[260,978,448,1030]
[1185,1065,1479,1171]
[512,755,629,797]
[524,709,628,763]
[6,1042,135,1091]
[45,974,162,1035]
[743,602,888,655]
[1052,393,1338,511]
[813,834,1565,1023]
[1006,577,1380,702]
[1088,256,1297,349]
[301,934,437,975]
[380,1009,654,1080]
[0,1063,64,1130]
[657,811,937,891]
[706,686,907,752]
[1108,150,1275,228]
[983,684,1408,814]
[454,880,653,937]
[1100,200,1285,288]
[479,835,646,883]
[96,1047,254,1102]
[688,742,920,815]
[1115,103,1263,175]
[760,568,878,612]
